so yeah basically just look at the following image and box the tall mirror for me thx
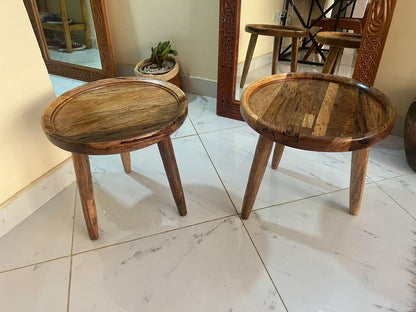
[24,0,116,81]
[236,0,369,100]
[217,0,396,120]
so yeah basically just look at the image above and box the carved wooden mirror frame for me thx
[217,0,397,120]
[24,0,116,81]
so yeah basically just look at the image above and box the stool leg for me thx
[240,34,258,88]
[272,36,281,75]
[331,48,343,75]
[322,47,342,74]
[120,152,131,173]
[72,153,99,240]
[271,143,285,170]
[158,137,187,216]
[349,148,369,215]
[290,37,299,72]
[241,135,274,219]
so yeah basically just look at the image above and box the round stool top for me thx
[42,77,187,155]
[316,31,362,49]
[245,24,308,38]
[240,73,396,152]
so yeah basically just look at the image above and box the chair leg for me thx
[322,47,342,74]
[290,37,299,72]
[120,152,131,173]
[72,153,99,240]
[241,135,274,219]
[271,143,285,170]
[349,148,369,215]
[240,34,258,88]
[272,36,281,75]
[158,137,187,216]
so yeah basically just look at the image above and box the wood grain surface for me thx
[240,73,396,152]
[316,31,362,49]
[72,153,98,240]
[42,77,187,155]
[245,24,308,37]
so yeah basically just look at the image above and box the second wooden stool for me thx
[240,24,308,88]
[316,31,362,74]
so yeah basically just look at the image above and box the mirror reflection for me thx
[37,0,102,69]
[236,0,369,100]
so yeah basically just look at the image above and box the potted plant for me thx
[134,41,182,88]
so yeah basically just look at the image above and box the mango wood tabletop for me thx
[240,73,396,219]
[42,77,188,240]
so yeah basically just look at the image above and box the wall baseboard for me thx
[0,160,75,238]
[116,63,218,98]
[182,76,217,98]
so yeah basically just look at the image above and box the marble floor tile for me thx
[366,135,412,181]
[69,216,286,312]
[49,74,86,97]
[170,115,196,139]
[0,184,75,272]
[244,184,416,312]
[72,136,236,253]
[187,93,246,134]
[200,126,355,212]
[0,257,70,312]
[59,48,102,69]
[377,173,416,219]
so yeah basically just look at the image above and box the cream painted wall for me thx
[105,0,219,80]
[238,0,285,64]
[374,0,416,135]
[0,1,69,206]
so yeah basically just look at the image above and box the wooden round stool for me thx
[240,73,396,219]
[42,77,188,240]
[316,31,362,74]
[240,24,308,88]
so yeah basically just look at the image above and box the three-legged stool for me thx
[240,24,308,88]
[42,77,188,240]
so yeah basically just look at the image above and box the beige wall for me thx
[238,0,285,63]
[105,0,219,80]
[0,1,69,206]
[374,0,416,135]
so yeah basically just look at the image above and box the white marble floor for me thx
[1,84,415,311]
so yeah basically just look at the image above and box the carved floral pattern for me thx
[353,0,396,86]
[369,0,392,36]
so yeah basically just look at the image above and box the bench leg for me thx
[240,34,258,88]
[158,137,187,216]
[241,135,274,219]
[120,152,131,173]
[272,36,281,75]
[350,148,369,215]
[271,143,285,170]
[72,153,99,240]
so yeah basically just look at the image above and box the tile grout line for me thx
[187,114,240,215]
[70,214,238,257]
[188,107,289,311]
[0,214,238,274]
[0,255,71,274]
[66,186,78,312]
[375,182,416,222]
[238,216,290,312]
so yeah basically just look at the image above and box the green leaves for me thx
[149,41,178,68]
